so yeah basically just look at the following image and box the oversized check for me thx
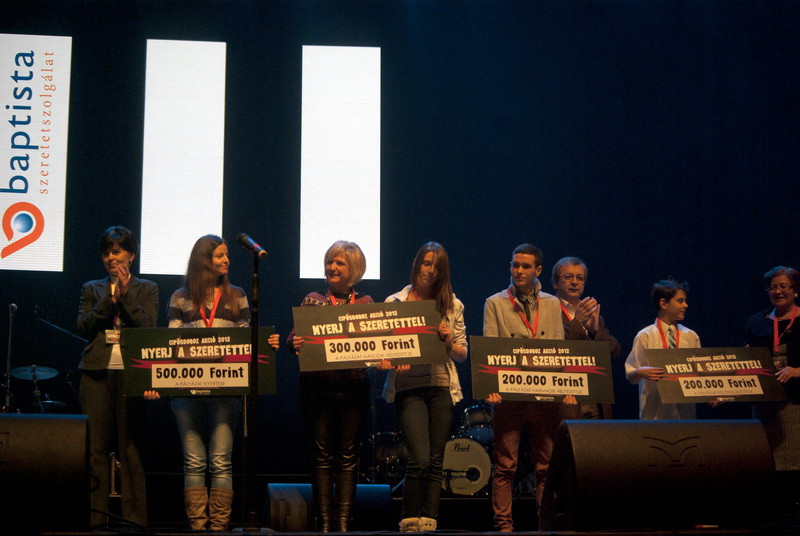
[470,336,613,403]
[648,346,785,403]
[121,327,276,396]
[292,300,448,371]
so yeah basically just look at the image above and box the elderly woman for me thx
[77,226,158,528]
[383,242,467,532]
[290,240,390,532]
[746,266,800,470]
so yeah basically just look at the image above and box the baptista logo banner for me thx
[1,34,71,271]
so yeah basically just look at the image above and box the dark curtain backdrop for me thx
[1,0,799,476]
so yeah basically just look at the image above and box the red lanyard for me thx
[327,289,355,305]
[771,306,798,354]
[560,303,573,321]
[199,289,222,328]
[507,288,539,338]
[656,318,680,349]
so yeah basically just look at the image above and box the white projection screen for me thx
[299,45,381,280]
[139,39,226,275]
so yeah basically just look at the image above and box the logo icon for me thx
[643,435,705,467]
[1,202,45,258]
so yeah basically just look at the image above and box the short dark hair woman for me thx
[77,225,159,527]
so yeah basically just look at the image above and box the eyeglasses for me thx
[768,284,794,292]
[559,274,585,283]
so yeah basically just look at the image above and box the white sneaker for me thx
[419,517,437,531]
[399,517,420,532]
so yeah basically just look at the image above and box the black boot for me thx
[334,470,357,532]
[312,468,334,532]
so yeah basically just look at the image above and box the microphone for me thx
[236,233,267,258]
[9,303,17,315]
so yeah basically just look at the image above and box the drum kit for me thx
[368,401,495,496]
[2,364,67,413]
[2,304,70,414]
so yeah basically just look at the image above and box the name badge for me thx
[105,329,120,345]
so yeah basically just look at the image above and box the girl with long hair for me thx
[165,234,278,531]
[383,241,468,532]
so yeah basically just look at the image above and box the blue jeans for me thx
[171,397,241,490]
[395,386,453,519]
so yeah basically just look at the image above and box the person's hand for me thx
[439,321,452,342]
[376,359,394,370]
[143,390,160,400]
[709,398,725,408]
[776,365,800,383]
[574,297,600,334]
[110,263,132,302]
[563,394,578,405]
[292,336,304,351]
[486,392,502,405]
[395,364,411,373]
[268,333,280,350]
[438,321,455,354]
[636,366,665,381]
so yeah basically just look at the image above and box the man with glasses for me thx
[551,257,621,418]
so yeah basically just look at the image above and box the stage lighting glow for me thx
[299,45,381,280]
[140,39,226,275]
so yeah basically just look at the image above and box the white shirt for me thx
[625,319,701,420]
[107,280,124,370]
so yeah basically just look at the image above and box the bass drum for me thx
[441,438,491,495]
[460,402,493,445]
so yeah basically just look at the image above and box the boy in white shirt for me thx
[625,279,700,420]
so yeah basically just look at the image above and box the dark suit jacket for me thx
[77,276,159,370]
[562,310,622,419]
[562,312,622,359]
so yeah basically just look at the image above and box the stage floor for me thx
[9,472,800,535]
[25,528,800,536]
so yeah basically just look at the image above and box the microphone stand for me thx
[242,252,263,530]
[34,309,88,344]
[2,305,16,412]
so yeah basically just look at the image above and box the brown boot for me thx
[183,486,209,530]
[209,487,234,531]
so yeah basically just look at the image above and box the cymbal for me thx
[10,365,58,381]
[33,400,68,411]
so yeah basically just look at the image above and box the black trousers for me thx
[80,369,148,527]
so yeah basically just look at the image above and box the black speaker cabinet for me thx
[540,419,777,531]
[0,414,89,530]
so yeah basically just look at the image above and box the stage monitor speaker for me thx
[540,419,777,531]
[0,414,89,530]
[266,483,392,531]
